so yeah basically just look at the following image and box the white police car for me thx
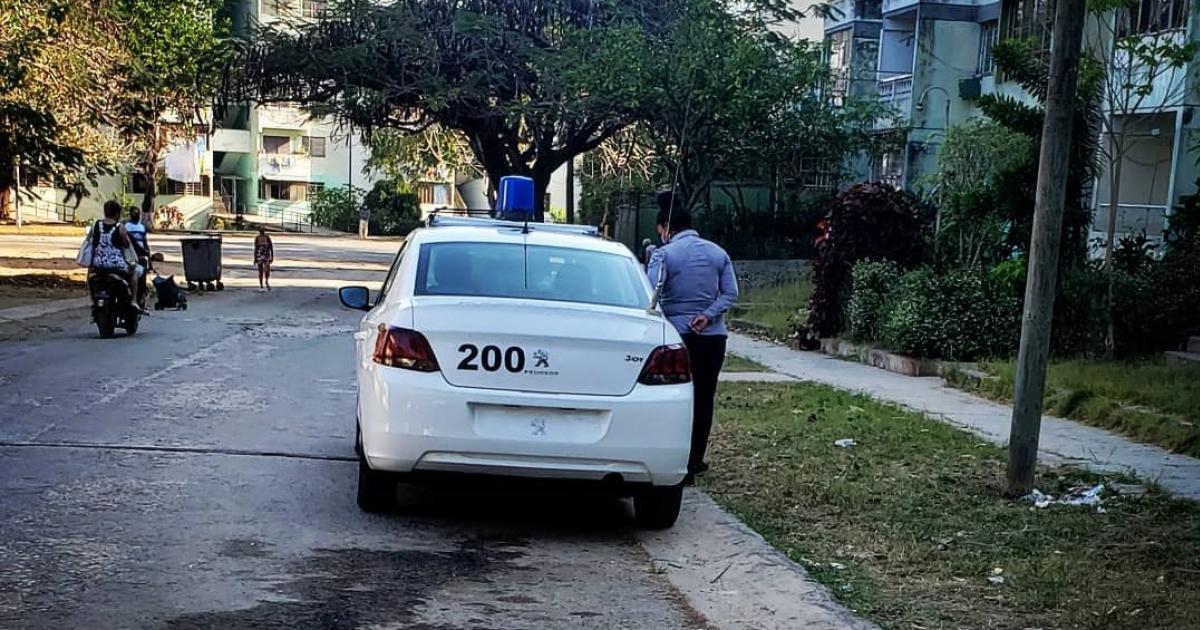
[339,215,693,528]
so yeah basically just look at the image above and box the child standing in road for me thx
[254,227,274,292]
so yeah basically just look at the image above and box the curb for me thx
[638,490,877,630]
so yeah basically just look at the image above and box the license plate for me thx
[471,405,609,443]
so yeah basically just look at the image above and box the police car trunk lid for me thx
[413,297,665,396]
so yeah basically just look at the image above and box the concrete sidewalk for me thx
[728,333,1200,501]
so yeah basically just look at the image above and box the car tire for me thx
[354,421,363,458]
[356,453,397,514]
[634,483,684,529]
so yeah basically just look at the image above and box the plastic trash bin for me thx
[180,234,224,291]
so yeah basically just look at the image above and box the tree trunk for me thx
[0,159,14,221]
[1102,138,1124,358]
[1005,0,1087,498]
[532,170,551,223]
[141,158,157,221]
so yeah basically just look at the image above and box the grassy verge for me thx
[730,279,811,339]
[952,359,1200,458]
[703,382,1200,630]
[723,353,769,373]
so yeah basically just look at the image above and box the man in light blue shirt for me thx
[646,190,739,481]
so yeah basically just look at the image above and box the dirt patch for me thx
[0,275,86,310]
[0,224,86,237]
[0,257,79,272]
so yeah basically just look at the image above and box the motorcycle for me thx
[89,270,140,338]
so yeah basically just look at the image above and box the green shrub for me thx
[807,183,932,336]
[880,267,1020,361]
[364,180,421,236]
[310,186,362,233]
[847,260,900,342]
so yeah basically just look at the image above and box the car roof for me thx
[409,225,635,259]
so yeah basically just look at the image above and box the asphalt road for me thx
[0,236,703,629]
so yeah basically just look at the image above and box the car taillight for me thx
[373,326,440,372]
[638,344,691,385]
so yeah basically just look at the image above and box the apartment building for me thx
[824,0,1199,243]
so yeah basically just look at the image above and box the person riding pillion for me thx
[80,201,140,287]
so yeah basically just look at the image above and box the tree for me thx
[930,119,1035,266]
[363,180,422,236]
[111,0,230,217]
[310,185,363,233]
[1083,0,1197,356]
[631,1,861,211]
[0,0,124,219]
[978,38,1104,264]
[236,0,666,220]
[365,125,481,190]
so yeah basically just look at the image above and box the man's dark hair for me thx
[128,207,141,223]
[103,200,122,219]
[655,190,692,233]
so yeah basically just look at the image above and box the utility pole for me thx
[1006,0,1088,496]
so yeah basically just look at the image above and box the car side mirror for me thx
[339,286,371,311]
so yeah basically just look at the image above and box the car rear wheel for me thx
[634,484,684,529]
[356,453,397,513]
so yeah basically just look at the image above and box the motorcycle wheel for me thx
[123,312,139,336]
[96,310,116,339]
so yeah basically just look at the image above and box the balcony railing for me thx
[876,74,913,128]
[258,153,312,181]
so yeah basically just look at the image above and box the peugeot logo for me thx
[533,349,550,368]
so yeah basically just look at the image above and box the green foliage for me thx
[310,186,363,234]
[879,268,1020,361]
[363,180,421,236]
[694,192,830,260]
[807,183,931,337]
[846,261,900,342]
[635,4,881,208]
[1042,251,1200,357]
[932,119,1034,267]
[237,0,687,218]
[365,126,479,185]
[977,38,1102,263]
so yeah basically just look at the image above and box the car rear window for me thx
[415,242,650,309]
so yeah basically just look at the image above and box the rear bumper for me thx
[358,368,692,487]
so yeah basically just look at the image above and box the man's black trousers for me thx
[681,333,726,475]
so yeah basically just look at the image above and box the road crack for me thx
[0,440,355,462]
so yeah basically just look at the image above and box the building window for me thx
[1118,0,1189,36]
[306,182,325,198]
[302,0,327,18]
[262,135,290,155]
[302,136,327,157]
[261,180,292,201]
[855,0,882,20]
[978,21,998,75]
[1002,0,1051,51]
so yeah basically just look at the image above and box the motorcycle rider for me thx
[124,207,150,309]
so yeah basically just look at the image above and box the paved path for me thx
[728,334,1200,501]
